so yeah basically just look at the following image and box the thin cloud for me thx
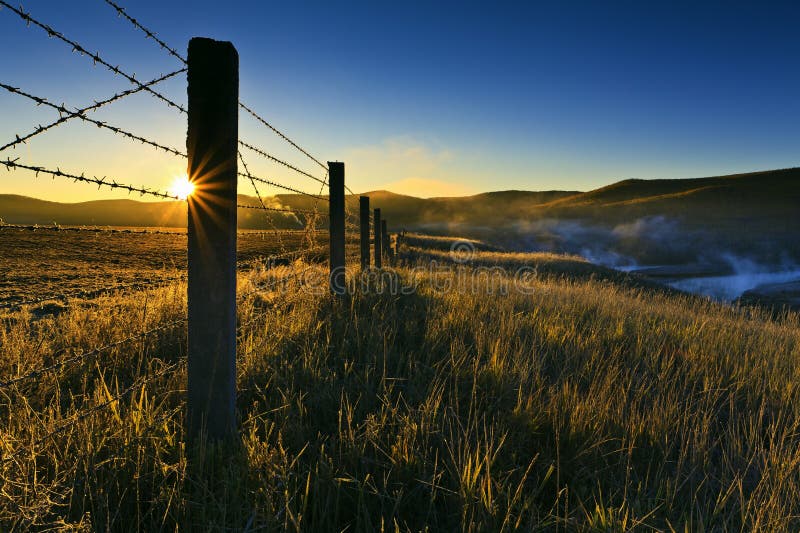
[342,136,465,195]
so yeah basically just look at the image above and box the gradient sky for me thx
[1,0,799,202]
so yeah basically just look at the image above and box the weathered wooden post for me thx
[381,219,389,261]
[359,196,370,270]
[329,162,346,295]
[373,208,382,269]
[187,37,238,441]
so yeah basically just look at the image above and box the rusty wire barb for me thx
[0,69,185,153]
[239,101,328,172]
[101,0,187,65]
[238,140,327,186]
[0,1,187,114]
[0,358,185,465]
[236,203,323,216]
[1,158,180,200]
[0,83,187,158]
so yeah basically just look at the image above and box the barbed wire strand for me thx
[0,1,186,114]
[0,222,322,235]
[238,151,294,254]
[0,222,184,235]
[237,170,325,202]
[1,158,180,201]
[0,83,186,158]
[236,245,328,271]
[238,140,326,186]
[301,167,329,252]
[239,229,326,237]
[238,234,322,247]
[239,152,298,220]
[100,0,187,64]
[236,204,322,216]
[238,101,327,172]
[0,69,186,153]
[1,359,183,465]
[0,319,185,390]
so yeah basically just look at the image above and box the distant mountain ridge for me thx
[0,194,187,227]
[2,167,798,235]
[540,167,800,211]
[0,189,583,229]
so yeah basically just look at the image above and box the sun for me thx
[169,175,195,200]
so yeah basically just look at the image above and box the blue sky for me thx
[1,0,799,201]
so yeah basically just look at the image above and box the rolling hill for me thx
[2,167,799,264]
[539,167,800,223]
[0,195,186,227]
[4,166,798,229]
[0,189,582,229]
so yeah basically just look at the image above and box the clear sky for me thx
[1,0,799,202]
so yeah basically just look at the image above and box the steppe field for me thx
[2,230,799,531]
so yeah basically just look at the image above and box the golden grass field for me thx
[1,232,800,531]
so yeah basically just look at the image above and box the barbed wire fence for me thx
[0,0,395,467]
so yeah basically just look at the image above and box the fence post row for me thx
[373,208,382,269]
[186,37,239,441]
[328,162,346,295]
[359,196,370,270]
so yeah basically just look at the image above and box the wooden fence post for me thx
[373,208,382,269]
[359,196,370,270]
[186,37,238,442]
[329,162,346,295]
[381,219,389,261]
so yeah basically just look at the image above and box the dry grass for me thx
[1,243,800,531]
[397,233,498,251]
